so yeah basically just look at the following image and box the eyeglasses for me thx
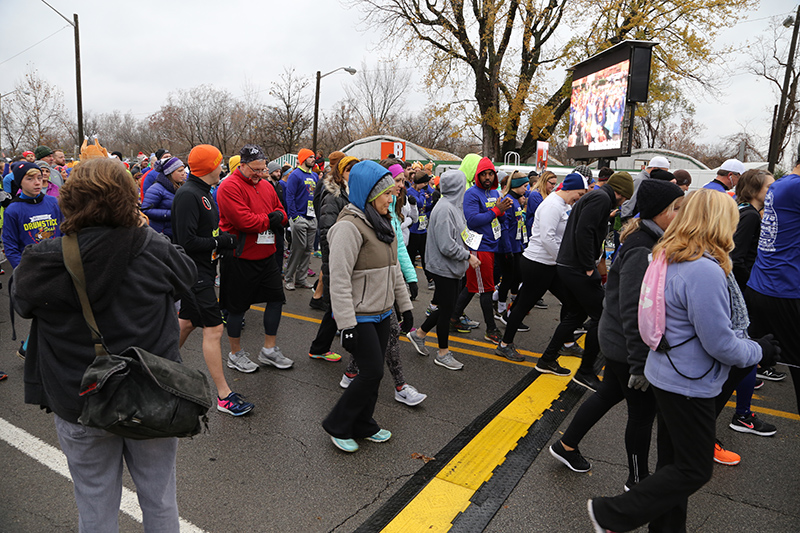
[245,162,267,174]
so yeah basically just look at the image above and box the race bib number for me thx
[461,227,483,250]
[491,217,501,240]
[418,214,428,230]
[306,200,315,218]
[257,230,275,244]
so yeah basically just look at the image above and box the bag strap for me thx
[62,234,108,357]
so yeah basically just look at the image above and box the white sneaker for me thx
[284,280,295,291]
[434,351,464,371]
[258,346,294,369]
[395,384,427,406]
[227,350,259,373]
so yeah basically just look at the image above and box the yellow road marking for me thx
[381,356,582,532]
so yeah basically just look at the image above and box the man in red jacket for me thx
[216,144,292,372]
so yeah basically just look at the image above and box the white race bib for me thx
[257,230,275,244]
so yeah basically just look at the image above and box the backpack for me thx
[638,250,668,352]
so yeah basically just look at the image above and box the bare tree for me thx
[345,61,411,135]
[1,67,69,153]
[266,68,312,156]
[746,17,799,168]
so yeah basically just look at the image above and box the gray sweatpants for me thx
[54,414,179,533]
[285,216,317,285]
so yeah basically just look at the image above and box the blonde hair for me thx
[535,170,556,198]
[651,189,738,275]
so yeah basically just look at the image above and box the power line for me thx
[0,24,70,66]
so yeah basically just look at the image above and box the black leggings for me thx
[496,252,521,303]
[323,318,390,439]
[226,300,282,338]
[561,359,657,486]
[420,273,460,349]
[406,232,431,281]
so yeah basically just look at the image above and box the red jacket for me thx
[217,168,287,260]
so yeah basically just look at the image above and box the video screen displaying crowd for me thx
[2,140,798,532]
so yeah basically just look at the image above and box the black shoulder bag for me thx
[62,233,212,439]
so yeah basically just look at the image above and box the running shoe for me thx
[313,250,322,258]
[425,303,438,316]
[434,351,464,370]
[214,274,220,287]
[573,370,601,392]
[227,350,259,373]
[309,351,341,362]
[754,379,764,390]
[395,384,427,406]
[258,346,294,369]
[307,268,316,277]
[331,436,359,452]
[427,279,435,290]
[756,367,786,382]
[559,343,585,357]
[298,281,316,289]
[217,392,255,416]
[339,373,355,389]
[406,330,430,356]
[494,310,507,324]
[0,371,7,381]
[460,314,480,329]
[284,280,296,291]
[16,344,25,361]
[366,429,392,443]
[729,412,777,437]
[484,329,502,345]
[535,358,570,376]
[501,310,530,332]
[549,440,591,472]
[450,320,471,334]
[713,440,740,465]
[534,298,548,309]
[495,343,525,362]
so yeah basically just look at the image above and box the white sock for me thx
[498,302,507,313]
[263,346,276,354]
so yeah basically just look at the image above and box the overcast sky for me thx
[1,0,797,161]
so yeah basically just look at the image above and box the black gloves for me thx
[400,310,414,333]
[341,327,358,354]
[756,334,781,369]
[408,282,418,301]
[268,210,284,232]
[407,195,417,205]
[215,232,237,250]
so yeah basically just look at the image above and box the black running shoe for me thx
[535,358,570,376]
[729,412,777,437]
[549,440,590,472]
[756,367,786,382]
[572,370,601,392]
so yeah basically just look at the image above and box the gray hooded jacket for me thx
[424,170,472,279]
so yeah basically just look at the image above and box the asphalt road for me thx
[1,257,798,532]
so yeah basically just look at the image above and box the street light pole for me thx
[41,1,83,145]
[768,4,800,173]
[312,66,357,154]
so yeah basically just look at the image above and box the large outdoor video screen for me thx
[567,59,629,158]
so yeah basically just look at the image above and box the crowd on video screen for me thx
[568,60,629,151]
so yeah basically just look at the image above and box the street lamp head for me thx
[784,16,795,28]
[344,67,357,75]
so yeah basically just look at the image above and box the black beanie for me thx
[637,179,684,219]
[649,168,676,182]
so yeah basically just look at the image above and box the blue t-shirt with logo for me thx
[748,173,800,298]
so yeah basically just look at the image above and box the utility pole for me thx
[768,5,800,173]
[41,1,83,145]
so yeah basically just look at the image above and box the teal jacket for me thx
[391,195,418,283]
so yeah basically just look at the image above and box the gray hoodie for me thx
[424,170,472,279]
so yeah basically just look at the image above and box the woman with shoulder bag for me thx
[13,158,197,532]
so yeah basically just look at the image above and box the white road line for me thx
[0,417,206,532]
